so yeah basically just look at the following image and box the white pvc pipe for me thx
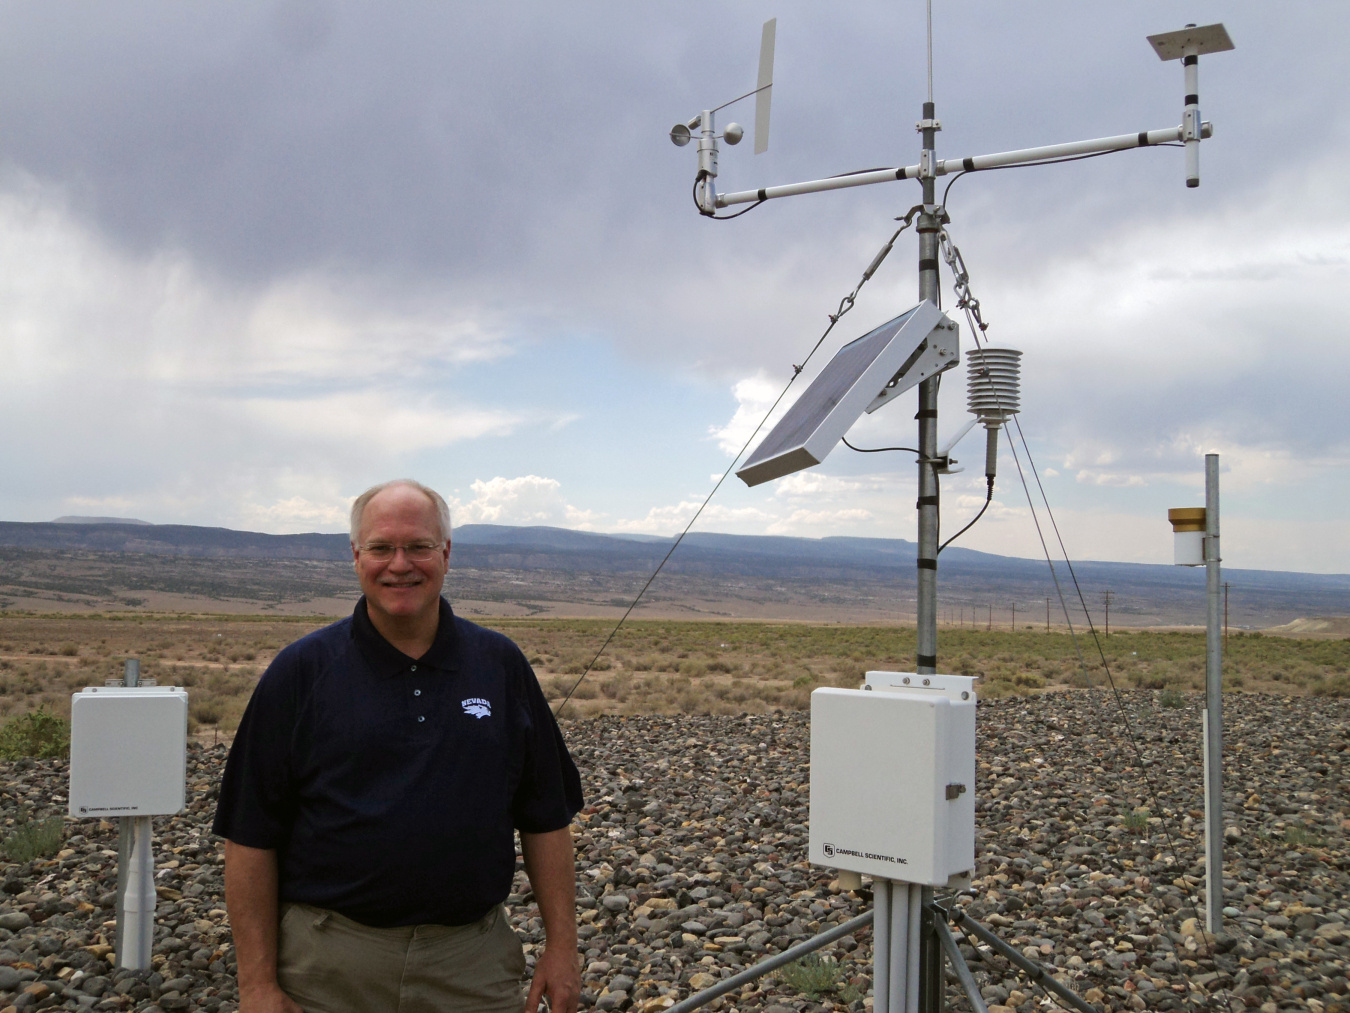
[873,879,891,1013]
[120,816,155,969]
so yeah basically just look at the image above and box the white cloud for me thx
[609,500,776,537]
[237,392,519,455]
[237,496,351,533]
[450,476,601,528]
[708,374,783,456]
[772,472,868,498]
[765,508,873,536]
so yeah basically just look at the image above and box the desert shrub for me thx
[1284,825,1326,848]
[191,698,224,726]
[600,675,631,702]
[1312,674,1350,698]
[1158,688,1185,709]
[776,955,857,1001]
[0,708,70,760]
[791,674,814,688]
[1121,809,1150,832]
[1,816,64,862]
[705,659,735,674]
[59,644,79,657]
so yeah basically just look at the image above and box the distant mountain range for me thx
[1,518,1346,626]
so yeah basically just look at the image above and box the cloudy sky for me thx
[1,2,1346,573]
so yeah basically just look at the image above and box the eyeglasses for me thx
[358,542,443,562]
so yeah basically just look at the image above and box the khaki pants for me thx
[277,902,526,1013]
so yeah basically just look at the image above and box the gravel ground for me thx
[0,689,1345,1013]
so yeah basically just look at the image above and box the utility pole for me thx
[1224,581,1230,645]
[1045,597,1051,632]
[1101,590,1114,636]
[986,604,992,631]
[1010,602,1016,631]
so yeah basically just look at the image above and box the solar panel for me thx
[736,301,956,488]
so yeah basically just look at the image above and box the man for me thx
[214,479,583,1013]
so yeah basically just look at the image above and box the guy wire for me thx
[945,221,1226,1001]
[554,217,917,716]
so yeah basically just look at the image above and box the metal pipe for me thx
[115,658,140,967]
[934,918,989,1013]
[715,123,1210,207]
[916,96,942,1013]
[1183,51,1201,186]
[938,125,1198,175]
[875,880,892,1013]
[120,816,155,969]
[1203,452,1223,931]
[889,882,908,1012]
[664,910,874,1013]
[717,166,913,207]
[907,882,922,1012]
[951,910,1099,1013]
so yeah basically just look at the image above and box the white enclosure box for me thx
[809,673,975,886]
[68,686,188,818]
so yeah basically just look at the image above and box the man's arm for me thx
[520,826,581,1013]
[223,841,303,1013]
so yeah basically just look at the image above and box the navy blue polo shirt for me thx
[212,597,583,928]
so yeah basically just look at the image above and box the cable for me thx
[938,477,992,554]
[842,437,918,455]
[940,142,1186,211]
[554,219,916,717]
[692,172,766,220]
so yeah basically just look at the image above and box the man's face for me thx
[352,486,451,626]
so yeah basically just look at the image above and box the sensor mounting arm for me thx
[714,121,1212,208]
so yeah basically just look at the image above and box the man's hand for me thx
[525,943,581,1013]
[225,841,304,1013]
[239,982,304,1013]
[520,827,581,1013]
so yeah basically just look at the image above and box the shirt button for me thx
[414,689,422,697]
[410,665,418,672]
[418,716,426,723]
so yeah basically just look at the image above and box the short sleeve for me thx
[510,656,583,834]
[211,651,302,848]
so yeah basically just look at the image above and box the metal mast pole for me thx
[1203,453,1224,932]
[915,105,940,678]
[915,88,944,1013]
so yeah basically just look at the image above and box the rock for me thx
[601,894,630,913]
[687,972,718,990]
[0,967,21,990]
[0,914,30,932]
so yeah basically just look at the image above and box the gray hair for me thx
[349,480,452,544]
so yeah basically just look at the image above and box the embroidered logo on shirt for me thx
[461,697,492,719]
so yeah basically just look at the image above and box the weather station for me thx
[68,660,189,971]
[661,11,1235,1013]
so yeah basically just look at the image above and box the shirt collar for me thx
[352,596,459,677]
